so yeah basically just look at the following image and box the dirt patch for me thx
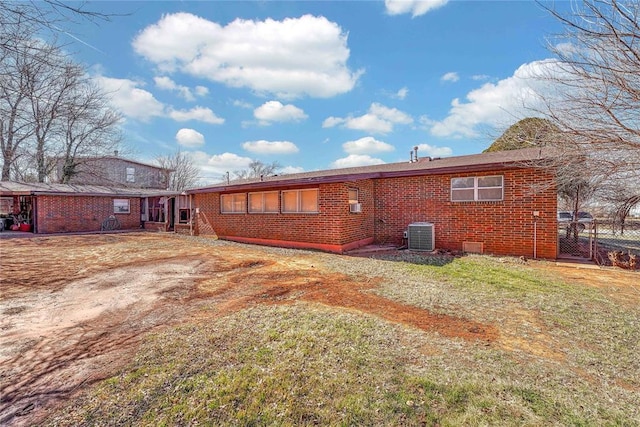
[0,233,636,425]
[544,262,640,307]
[226,268,497,342]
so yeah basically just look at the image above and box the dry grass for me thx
[1,233,638,426]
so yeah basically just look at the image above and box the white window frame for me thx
[126,167,135,183]
[113,198,130,214]
[178,195,190,224]
[451,175,503,202]
[248,191,279,214]
[221,193,246,214]
[281,189,319,213]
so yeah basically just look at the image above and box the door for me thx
[168,197,175,231]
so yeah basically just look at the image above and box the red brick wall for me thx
[373,168,557,258]
[192,181,374,247]
[191,167,557,258]
[35,195,141,233]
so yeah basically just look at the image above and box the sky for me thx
[58,0,571,184]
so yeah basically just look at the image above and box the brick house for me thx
[188,147,558,259]
[2,148,560,259]
[0,182,176,234]
[49,155,170,189]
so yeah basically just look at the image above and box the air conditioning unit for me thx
[349,203,362,213]
[407,222,435,251]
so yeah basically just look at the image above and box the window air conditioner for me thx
[407,222,435,251]
[349,203,362,213]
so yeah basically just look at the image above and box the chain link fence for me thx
[558,218,639,269]
[558,220,595,259]
[592,219,639,269]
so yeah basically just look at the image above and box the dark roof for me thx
[188,147,551,194]
[0,181,177,197]
[52,156,169,171]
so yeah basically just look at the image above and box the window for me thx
[148,196,165,222]
[178,195,190,223]
[348,188,359,204]
[248,191,279,213]
[221,193,246,213]
[282,189,318,213]
[113,199,130,214]
[179,209,190,223]
[451,175,503,202]
[0,197,13,215]
[126,167,135,183]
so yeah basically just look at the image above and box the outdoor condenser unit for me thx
[407,222,435,251]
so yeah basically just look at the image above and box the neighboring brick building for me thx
[49,155,170,189]
[188,148,558,259]
[0,182,176,234]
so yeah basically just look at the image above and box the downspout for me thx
[532,211,539,259]
[189,193,193,236]
[32,192,38,234]
[533,219,537,259]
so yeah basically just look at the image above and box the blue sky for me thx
[61,0,569,183]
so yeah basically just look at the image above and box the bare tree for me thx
[57,81,122,183]
[0,23,39,180]
[1,1,112,48]
[233,160,281,181]
[155,151,201,191]
[539,0,640,177]
[27,56,86,182]
[1,19,122,182]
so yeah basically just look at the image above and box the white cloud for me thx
[168,106,225,124]
[96,75,219,125]
[394,87,408,100]
[554,42,578,56]
[322,116,345,128]
[176,128,205,147]
[441,72,459,83]
[233,99,253,109]
[472,74,490,81]
[190,151,254,182]
[430,59,555,138]
[194,86,209,97]
[154,76,196,101]
[96,76,164,121]
[330,154,385,169]
[343,136,395,155]
[254,101,308,125]
[385,0,449,17]
[415,143,453,157]
[323,103,413,134]
[242,140,299,155]
[133,13,363,99]
[417,115,436,130]
[279,165,305,175]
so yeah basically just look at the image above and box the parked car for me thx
[576,211,593,223]
[558,211,593,235]
[557,211,572,222]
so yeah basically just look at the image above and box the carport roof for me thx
[0,181,177,197]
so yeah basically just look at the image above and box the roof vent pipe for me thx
[413,146,419,161]
[409,151,414,163]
